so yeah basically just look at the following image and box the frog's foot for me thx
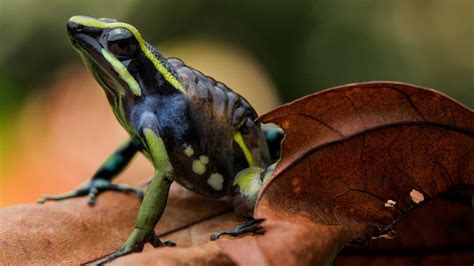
[151,239,177,248]
[37,179,143,206]
[91,234,175,265]
[91,244,135,266]
[210,218,265,241]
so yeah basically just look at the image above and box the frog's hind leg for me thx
[210,218,265,241]
[210,164,275,241]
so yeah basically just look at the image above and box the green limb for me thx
[92,232,175,265]
[210,218,265,241]
[92,169,174,264]
[38,139,141,205]
[231,163,275,218]
[231,166,265,218]
[92,128,175,264]
[130,170,172,245]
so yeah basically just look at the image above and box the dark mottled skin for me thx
[158,58,271,198]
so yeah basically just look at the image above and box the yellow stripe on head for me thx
[69,16,186,94]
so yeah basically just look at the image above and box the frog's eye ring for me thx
[107,28,138,59]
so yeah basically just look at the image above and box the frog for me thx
[37,16,283,264]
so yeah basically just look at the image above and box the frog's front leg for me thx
[38,139,142,205]
[210,164,275,240]
[93,169,174,264]
[92,128,175,264]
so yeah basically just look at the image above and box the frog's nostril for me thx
[66,21,83,35]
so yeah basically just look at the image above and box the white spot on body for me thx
[192,160,206,175]
[191,154,209,175]
[384,199,396,208]
[183,145,194,157]
[410,189,424,204]
[199,155,209,165]
[208,173,224,190]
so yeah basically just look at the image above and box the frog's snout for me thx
[66,20,83,36]
[67,15,98,36]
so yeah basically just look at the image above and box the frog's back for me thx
[166,58,271,198]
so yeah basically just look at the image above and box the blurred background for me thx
[0,0,472,206]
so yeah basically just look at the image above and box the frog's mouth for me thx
[69,32,128,95]
[83,56,119,93]
[75,47,128,96]
[93,63,122,94]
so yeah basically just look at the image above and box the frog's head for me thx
[67,16,185,98]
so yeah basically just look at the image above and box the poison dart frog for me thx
[38,16,283,264]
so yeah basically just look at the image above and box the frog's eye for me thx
[107,28,138,59]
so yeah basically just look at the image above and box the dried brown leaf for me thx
[251,81,473,264]
[337,198,474,265]
[0,184,235,264]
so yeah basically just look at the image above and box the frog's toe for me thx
[150,234,176,248]
[162,240,177,247]
[37,197,48,204]
[210,218,265,241]
[37,189,88,204]
[109,183,144,200]
[91,245,134,266]
[86,187,100,206]
[86,181,143,206]
[38,179,142,206]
